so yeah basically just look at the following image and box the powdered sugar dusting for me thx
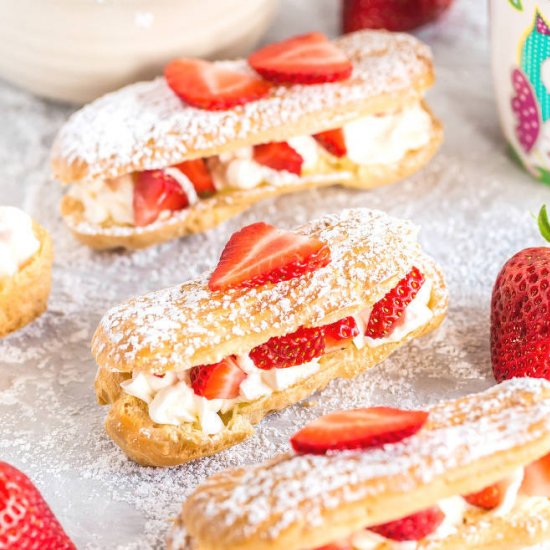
[51,31,432,183]
[180,378,550,546]
[93,208,422,373]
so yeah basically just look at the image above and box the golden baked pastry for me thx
[92,208,447,466]
[0,208,53,338]
[168,377,550,550]
[51,30,442,250]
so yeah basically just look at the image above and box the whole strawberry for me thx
[0,461,75,549]
[491,205,550,382]
[342,0,453,33]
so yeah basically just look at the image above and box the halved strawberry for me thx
[208,222,331,291]
[165,58,271,111]
[464,477,515,509]
[314,128,347,157]
[174,159,215,196]
[290,407,429,455]
[133,170,189,226]
[189,357,246,400]
[368,507,445,541]
[250,326,325,370]
[366,267,425,339]
[248,32,353,84]
[324,316,359,349]
[520,453,550,497]
[253,142,303,175]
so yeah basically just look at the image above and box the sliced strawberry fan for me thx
[290,407,429,454]
[208,221,331,291]
[165,58,271,111]
[248,32,353,84]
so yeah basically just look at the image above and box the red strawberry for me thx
[324,316,359,349]
[368,506,445,541]
[248,32,352,85]
[208,222,331,291]
[253,142,303,175]
[463,477,516,509]
[290,407,429,454]
[520,453,550,497]
[133,170,189,226]
[174,159,215,196]
[314,128,347,158]
[165,58,271,111]
[342,0,453,33]
[491,205,550,382]
[189,357,246,400]
[0,461,75,549]
[366,267,425,339]
[250,326,325,370]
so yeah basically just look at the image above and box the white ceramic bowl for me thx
[0,0,278,104]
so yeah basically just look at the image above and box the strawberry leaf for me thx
[538,204,550,243]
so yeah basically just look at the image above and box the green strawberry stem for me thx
[538,204,550,243]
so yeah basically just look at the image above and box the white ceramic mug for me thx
[492,0,550,183]
[0,0,277,104]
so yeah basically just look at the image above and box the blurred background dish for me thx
[0,0,278,104]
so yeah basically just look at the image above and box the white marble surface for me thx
[1,0,550,548]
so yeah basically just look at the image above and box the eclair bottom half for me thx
[95,257,447,468]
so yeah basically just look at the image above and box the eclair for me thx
[92,208,447,466]
[168,377,550,550]
[0,207,53,337]
[52,30,442,250]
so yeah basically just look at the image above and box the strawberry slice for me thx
[174,159,215,196]
[133,170,189,226]
[248,32,353,84]
[366,267,425,339]
[290,407,429,454]
[314,128,347,157]
[165,58,271,111]
[464,477,515,509]
[250,326,325,370]
[253,142,304,175]
[208,222,331,291]
[368,507,445,541]
[324,316,359,349]
[520,453,550,497]
[189,357,246,400]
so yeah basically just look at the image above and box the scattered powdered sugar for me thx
[1,1,549,549]
[180,378,550,545]
[51,30,432,183]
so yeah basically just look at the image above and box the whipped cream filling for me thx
[344,103,432,166]
[68,174,134,226]
[209,135,321,192]
[69,102,432,227]
[0,206,40,278]
[121,356,320,435]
